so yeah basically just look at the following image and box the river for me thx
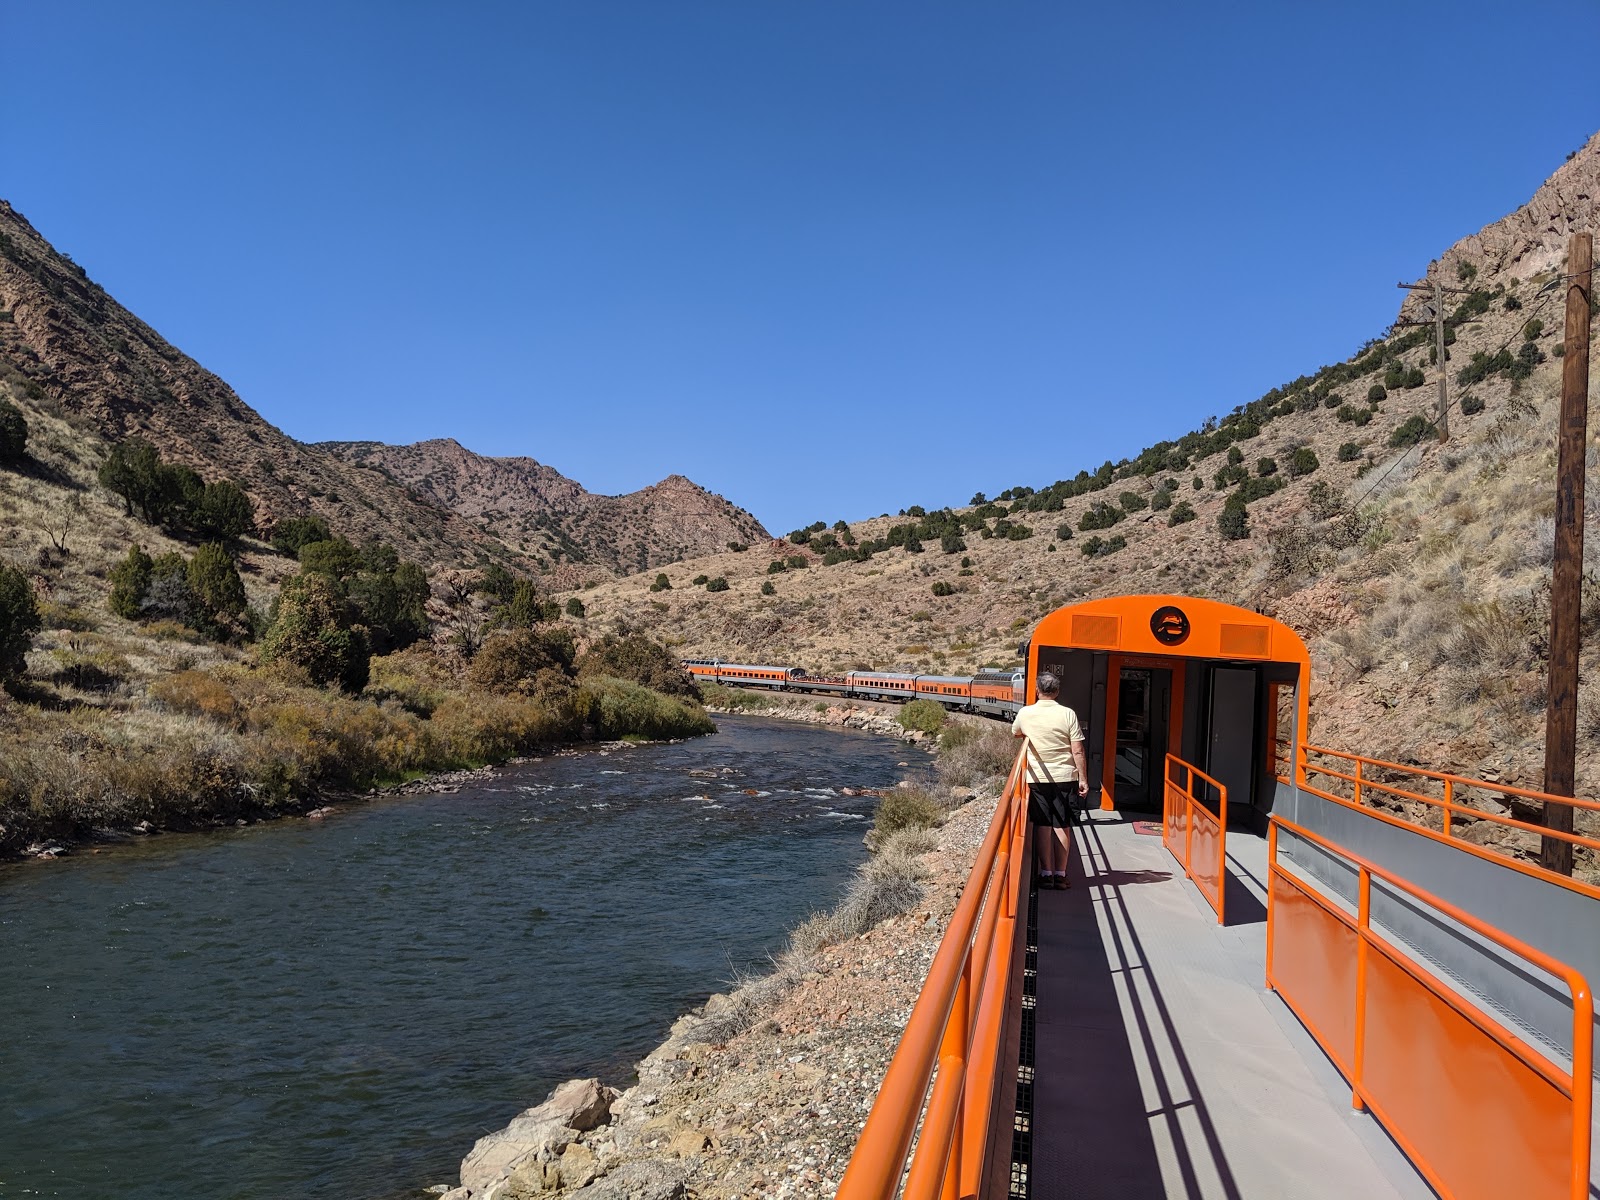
[0,714,921,1199]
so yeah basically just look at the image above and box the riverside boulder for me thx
[456,1078,619,1195]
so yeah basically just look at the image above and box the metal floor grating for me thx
[1007,881,1039,1199]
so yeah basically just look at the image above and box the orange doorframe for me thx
[1100,654,1122,810]
[1101,656,1186,812]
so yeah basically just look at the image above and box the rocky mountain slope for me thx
[319,437,768,574]
[0,202,521,572]
[562,131,1600,804]
[0,201,764,578]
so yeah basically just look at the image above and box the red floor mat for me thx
[1131,820,1163,836]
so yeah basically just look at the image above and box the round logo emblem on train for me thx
[1150,605,1190,645]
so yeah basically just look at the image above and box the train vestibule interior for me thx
[1035,646,1301,834]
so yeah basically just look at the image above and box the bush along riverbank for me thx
[434,706,1017,1200]
[0,635,714,860]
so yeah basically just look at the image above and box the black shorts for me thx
[1028,782,1077,828]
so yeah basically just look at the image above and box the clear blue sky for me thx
[6,2,1596,534]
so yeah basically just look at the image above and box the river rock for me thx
[460,1079,619,1193]
[569,1159,687,1200]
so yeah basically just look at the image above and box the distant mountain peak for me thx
[316,438,769,574]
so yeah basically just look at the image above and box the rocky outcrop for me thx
[1399,130,1600,316]
[317,438,769,574]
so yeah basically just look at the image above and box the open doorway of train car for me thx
[1112,666,1170,812]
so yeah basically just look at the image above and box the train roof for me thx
[715,663,798,673]
[916,675,972,685]
[973,668,1023,680]
[850,671,917,681]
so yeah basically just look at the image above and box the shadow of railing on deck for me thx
[1030,821,1245,1200]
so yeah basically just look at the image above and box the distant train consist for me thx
[682,659,1026,718]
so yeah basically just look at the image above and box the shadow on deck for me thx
[1028,815,1438,1200]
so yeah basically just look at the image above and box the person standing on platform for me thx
[1011,672,1089,889]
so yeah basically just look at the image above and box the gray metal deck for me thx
[1029,814,1439,1200]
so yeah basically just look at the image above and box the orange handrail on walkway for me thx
[1163,754,1228,924]
[1268,815,1594,1200]
[836,742,1031,1200]
[1298,744,1600,903]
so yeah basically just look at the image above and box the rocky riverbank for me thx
[432,702,1013,1200]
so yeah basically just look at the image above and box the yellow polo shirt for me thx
[1012,697,1084,784]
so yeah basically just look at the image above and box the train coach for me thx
[682,658,1026,718]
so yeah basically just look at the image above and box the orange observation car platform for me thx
[837,594,1597,1200]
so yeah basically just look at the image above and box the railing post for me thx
[1265,821,1278,990]
[1216,779,1227,927]
[1354,757,1363,807]
[1442,777,1453,839]
[1352,865,1370,1113]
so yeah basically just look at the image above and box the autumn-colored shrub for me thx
[150,669,243,727]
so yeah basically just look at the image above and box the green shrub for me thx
[187,543,247,635]
[262,572,371,692]
[1338,441,1362,461]
[476,563,517,602]
[108,544,154,618]
[1151,487,1172,511]
[1286,447,1320,478]
[565,597,585,618]
[1389,416,1433,448]
[1003,522,1033,541]
[1256,457,1278,477]
[577,675,714,741]
[194,481,255,540]
[1456,261,1477,283]
[1338,405,1374,426]
[705,576,729,592]
[1218,497,1249,540]
[1168,501,1197,526]
[0,562,40,681]
[651,572,673,590]
[691,574,709,586]
[1323,391,1343,409]
[1236,476,1285,505]
[785,555,808,570]
[1504,293,1523,311]
[897,698,947,734]
[299,536,362,580]
[873,786,943,835]
[931,581,955,597]
[272,515,332,557]
[1055,522,1073,540]
[1367,384,1387,403]
[1080,534,1127,557]
[1193,476,1203,490]
[764,561,784,575]
[1227,446,1244,465]
[502,579,559,627]
[1460,395,1485,416]
[1078,502,1123,531]
[761,580,776,595]
[575,631,697,699]
[1119,490,1147,513]
[0,398,27,463]
[940,533,966,554]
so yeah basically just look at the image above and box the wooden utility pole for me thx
[1542,231,1593,876]
[1396,278,1473,440]
[1433,279,1450,442]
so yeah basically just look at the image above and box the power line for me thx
[1347,280,1567,510]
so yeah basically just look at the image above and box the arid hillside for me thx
[0,202,526,573]
[0,201,764,580]
[563,132,1600,802]
[319,437,768,574]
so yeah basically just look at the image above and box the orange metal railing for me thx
[836,742,1031,1200]
[1298,744,1600,902]
[1163,754,1228,924]
[1268,815,1594,1200]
